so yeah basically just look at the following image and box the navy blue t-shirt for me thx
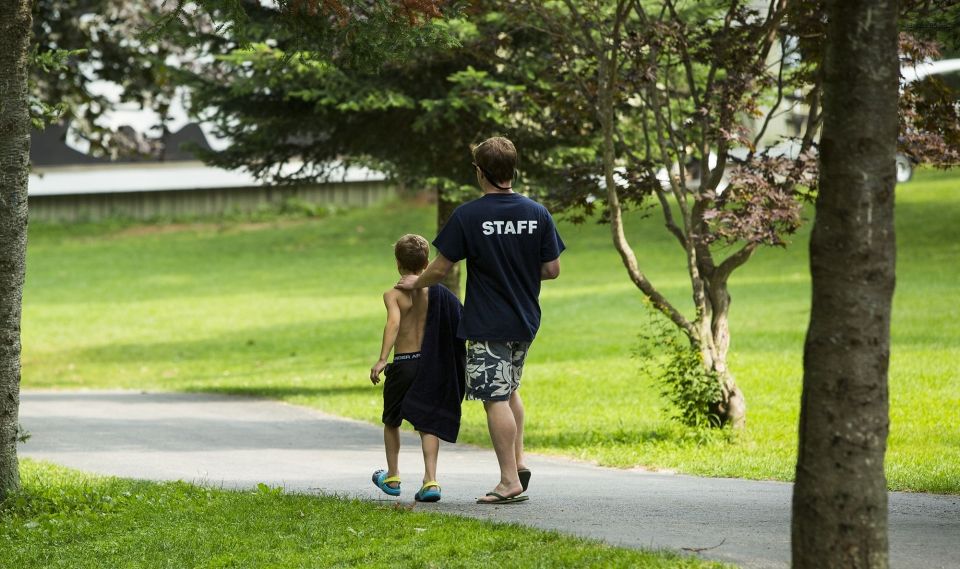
[433,192,566,342]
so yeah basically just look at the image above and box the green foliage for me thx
[1,461,729,569]
[423,176,477,204]
[31,0,186,156]
[180,8,530,201]
[636,312,723,431]
[417,66,527,130]
[159,4,577,210]
[152,0,464,70]
[274,197,333,218]
[31,0,463,160]
[28,48,82,129]
[659,347,723,430]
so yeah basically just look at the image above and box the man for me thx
[397,136,565,504]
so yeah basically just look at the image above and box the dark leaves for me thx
[704,146,817,247]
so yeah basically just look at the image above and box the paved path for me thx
[18,390,960,569]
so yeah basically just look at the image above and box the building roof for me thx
[30,122,215,167]
[29,161,385,197]
[28,122,385,196]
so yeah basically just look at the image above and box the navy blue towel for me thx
[401,284,466,443]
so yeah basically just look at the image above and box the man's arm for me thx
[541,258,560,280]
[370,292,401,384]
[396,254,455,290]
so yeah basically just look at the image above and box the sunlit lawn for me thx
[21,168,960,493]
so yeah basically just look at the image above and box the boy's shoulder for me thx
[382,288,404,302]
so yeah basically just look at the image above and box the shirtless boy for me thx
[370,234,464,502]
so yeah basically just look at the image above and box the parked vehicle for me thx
[896,152,917,183]
[897,58,960,183]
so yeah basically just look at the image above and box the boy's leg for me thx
[384,426,401,488]
[480,399,523,500]
[418,432,439,483]
[509,391,527,471]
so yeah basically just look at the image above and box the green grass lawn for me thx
[20,168,960,493]
[1,460,725,569]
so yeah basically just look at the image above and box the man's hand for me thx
[396,254,454,290]
[395,274,419,290]
[370,359,387,384]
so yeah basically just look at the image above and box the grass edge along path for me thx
[0,460,731,569]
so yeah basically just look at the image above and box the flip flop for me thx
[476,492,529,505]
[518,469,532,492]
[372,469,401,497]
[415,481,441,503]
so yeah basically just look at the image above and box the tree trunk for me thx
[792,1,898,567]
[0,0,33,500]
[436,189,460,298]
[599,26,743,430]
[701,285,746,429]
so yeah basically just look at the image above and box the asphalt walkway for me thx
[18,390,960,569]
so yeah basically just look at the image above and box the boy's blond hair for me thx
[394,234,430,274]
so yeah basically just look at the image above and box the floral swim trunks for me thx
[465,341,532,401]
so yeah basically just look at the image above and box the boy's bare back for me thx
[370,233,432,385]
[385,287,429,354]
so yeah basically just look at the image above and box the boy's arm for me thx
[370,292,402,384]
[395,254,454,290]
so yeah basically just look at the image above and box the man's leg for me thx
[419,432,439,484]
[509,391,527,471]
[384,426,400,488]
[478,399,523,501]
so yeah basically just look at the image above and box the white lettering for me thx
[481,219,540,235]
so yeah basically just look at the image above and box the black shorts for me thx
[382,352,421,427]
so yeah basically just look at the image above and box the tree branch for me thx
[617,128,687,249]
[598,0,694,339]
[664,0,701,110]
[800,62,825,154]
[751,37,787,151]
[715,242,759,285]
[756,0,788,64]
[561,0,600,56]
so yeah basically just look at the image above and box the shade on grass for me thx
[21,168,960,493]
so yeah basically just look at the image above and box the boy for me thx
[370,234,466,502]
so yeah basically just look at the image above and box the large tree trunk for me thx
[792,0,898,567]
[0,0,33,500]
